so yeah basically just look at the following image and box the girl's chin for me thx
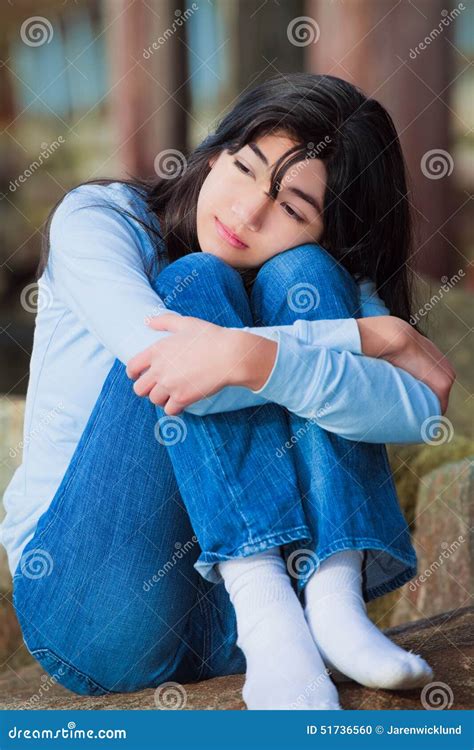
[201,245,253,269]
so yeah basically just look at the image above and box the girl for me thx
[3,73,455,710]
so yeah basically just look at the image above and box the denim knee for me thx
[250,243,361,326]
[154,252,253,326]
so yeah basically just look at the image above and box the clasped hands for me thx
[125,313,456,416]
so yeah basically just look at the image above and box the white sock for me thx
[218,548,342,709]
[304,549,434,689]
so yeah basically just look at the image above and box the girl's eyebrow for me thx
[248,142,269,165]
[247,141,322,215]
[284,186,322,215]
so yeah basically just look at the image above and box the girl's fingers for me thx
[132,370,157,397]
[126,351,153,380]
[162,397,184,416]
[148,384,171,407]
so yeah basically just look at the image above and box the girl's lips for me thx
[214,217,248,249]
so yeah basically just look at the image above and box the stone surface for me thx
[367,444,474,629]
[387,437,474,530]
[0,606,471,710]
[390,459,473,626]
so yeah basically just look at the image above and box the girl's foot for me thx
[219,548,342,710]
[304,549,434,690]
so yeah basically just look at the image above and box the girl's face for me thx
[196,131,327,269]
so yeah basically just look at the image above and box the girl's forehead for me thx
[243,131,301,160]
[238,132,326,185]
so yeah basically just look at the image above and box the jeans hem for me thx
[193,525,312,584]
[363,561,417,601]
[292,538,417,602]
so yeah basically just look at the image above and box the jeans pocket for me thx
[29,648,110,696]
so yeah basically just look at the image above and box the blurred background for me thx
[0,0,472,698]
[0,0,472,424]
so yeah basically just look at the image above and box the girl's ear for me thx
[208,154,218,169]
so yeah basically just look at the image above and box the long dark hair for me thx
[38,72,418,325]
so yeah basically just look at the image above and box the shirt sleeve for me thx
[228,273,387,352]
[245,330,441,444]
[47,188,441,442]
[237,318,362,353]
[234,273,441,444]
[45,185,369,417]
[47,185,179,364]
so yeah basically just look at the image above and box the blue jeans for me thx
[12,244,417,696]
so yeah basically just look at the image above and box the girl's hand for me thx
[357,316,456,414]
[125,313,277,415]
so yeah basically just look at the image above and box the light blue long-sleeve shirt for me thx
[0,182,440,577]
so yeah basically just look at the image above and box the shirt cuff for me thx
[248,330,284,395]
[292,318,362,354]
[248,329,320,419]
[239,318,362,355]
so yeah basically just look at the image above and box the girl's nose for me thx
[231,192,269,231]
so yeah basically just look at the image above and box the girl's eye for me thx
[282,203,305,223]
[233,159,252,176]
[232,159,304,223]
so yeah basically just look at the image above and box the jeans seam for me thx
[294,539,418,599]
[194,525,312,572]
[20,362,124,550]
[194,578,213,682]
[30,647,112,694]
[197,419,257,545]
[229,524,312,555]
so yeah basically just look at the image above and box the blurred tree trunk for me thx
[306,0,457,281]
[106,0,190,178]
[236,0,305,90]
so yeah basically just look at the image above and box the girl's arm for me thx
[184,284,451,444]
[236,328,447,444]
[46,184,369,399]
[129,311,449,445]
[232,277,387,353]
[49,185,446,444]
